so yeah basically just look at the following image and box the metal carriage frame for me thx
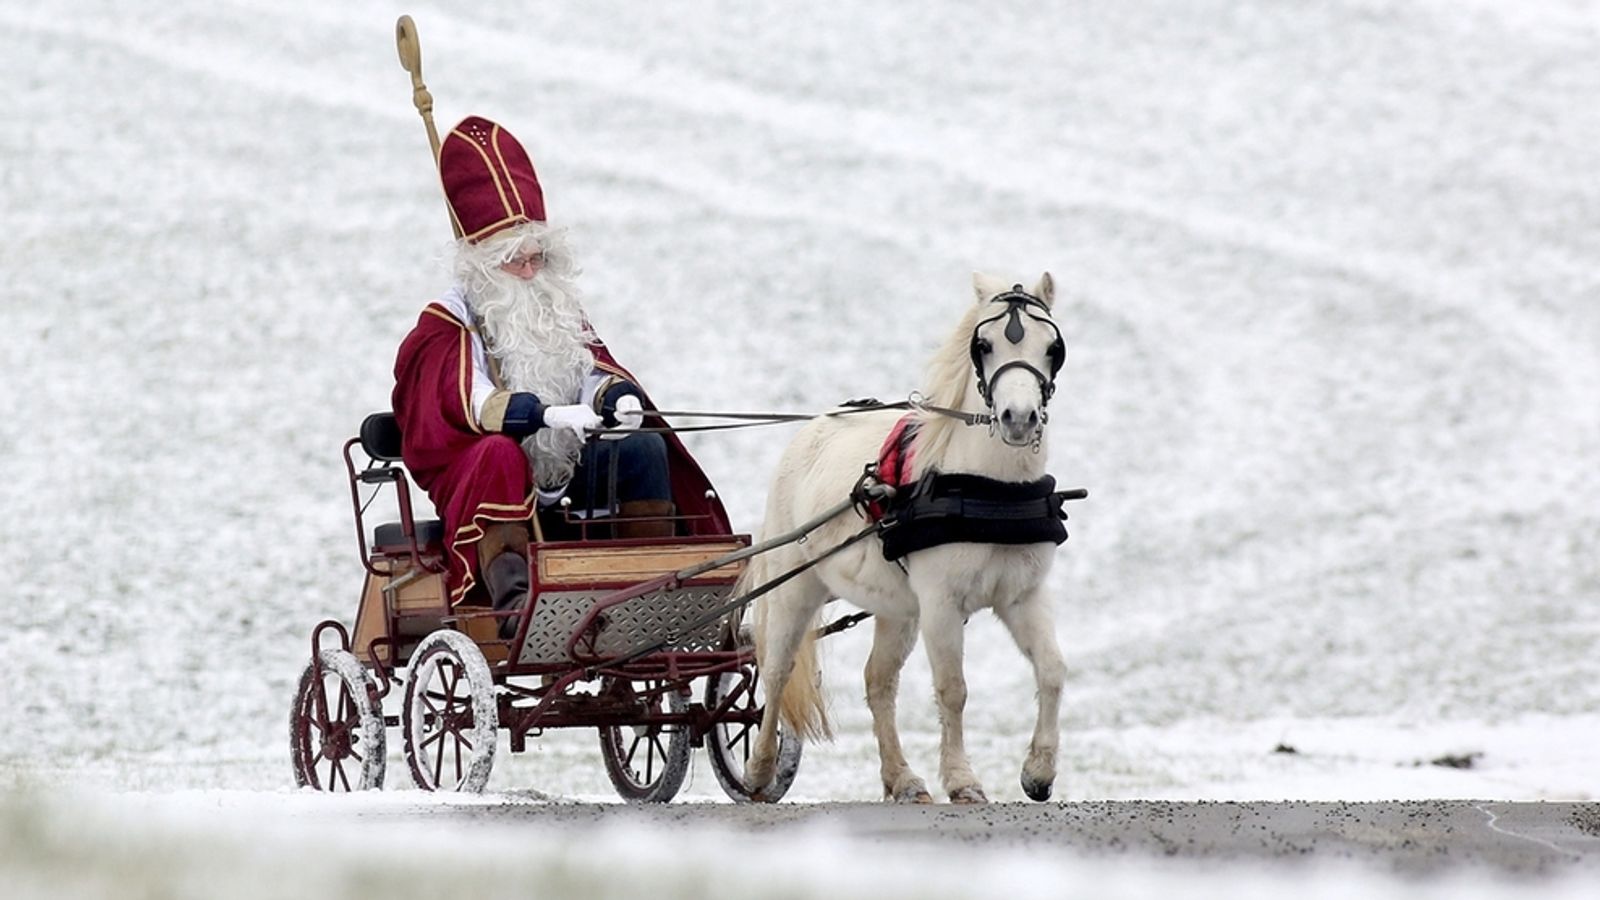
[288,413,801,802]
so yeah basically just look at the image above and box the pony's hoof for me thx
[745,760,775,797]
[1021,775,1053,802]
[744,775,774,800]
[886,783,934,804]
[948,785,989,804]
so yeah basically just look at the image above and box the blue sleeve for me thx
[599,382,643,427]
[501,392,546,437]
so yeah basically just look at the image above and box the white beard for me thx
[469,267,595,491]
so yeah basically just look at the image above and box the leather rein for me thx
[592,289,1063,438]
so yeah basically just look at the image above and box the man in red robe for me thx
[391,116,730,629]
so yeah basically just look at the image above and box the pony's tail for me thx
[746,558,832,742]
[776,617,831,742]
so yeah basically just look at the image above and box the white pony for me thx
[745,272,1070,804]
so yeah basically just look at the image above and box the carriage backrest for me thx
[360,412,405,462]
[346,410,448,660]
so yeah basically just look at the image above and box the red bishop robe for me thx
[391,300,733,605]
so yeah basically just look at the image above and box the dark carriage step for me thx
[372,519,445,549]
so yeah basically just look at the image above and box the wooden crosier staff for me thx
[395,15,463,239]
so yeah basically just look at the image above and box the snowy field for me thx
[3,0,1598,895]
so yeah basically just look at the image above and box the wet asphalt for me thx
[415,800,1600,877]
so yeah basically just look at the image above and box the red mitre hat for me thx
[439,116,547,243]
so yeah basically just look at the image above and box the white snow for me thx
[2,0,1598,895]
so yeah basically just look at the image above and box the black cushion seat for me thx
[373,519,445,550]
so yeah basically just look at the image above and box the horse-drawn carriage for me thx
[286,17,814,804]
[290,17,1086,807]
[288,411,801,802]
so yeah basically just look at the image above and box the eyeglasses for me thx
[502,248,546,270]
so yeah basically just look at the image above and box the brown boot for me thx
[482,550,530,639]
[614,500,675,540]
[477,522,530,562]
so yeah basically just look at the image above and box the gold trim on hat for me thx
[447,123,516,237]
[462,214,529,243]
[490,124,528,219]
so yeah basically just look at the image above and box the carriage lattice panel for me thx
[517,587,734,665]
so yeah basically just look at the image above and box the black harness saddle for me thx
[877,471,1074,562]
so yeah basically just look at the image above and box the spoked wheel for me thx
[290,648,386,791]
[704,665,802,802]
[597,678,691,803]
[402,629,498,792]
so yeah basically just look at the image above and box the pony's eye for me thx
[975,338,993,354]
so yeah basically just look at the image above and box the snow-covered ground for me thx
[2,0,1597,895]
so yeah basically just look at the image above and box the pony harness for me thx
[860,415,1072,562]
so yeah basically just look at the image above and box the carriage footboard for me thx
[515,538,747,666]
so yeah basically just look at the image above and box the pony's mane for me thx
[912,299,989,466]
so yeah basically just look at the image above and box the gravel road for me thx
[413,800,1600,877]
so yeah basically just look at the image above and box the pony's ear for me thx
[1034,272,1056,309]
[972,272,1010,303]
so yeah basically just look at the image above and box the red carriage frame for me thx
[288,414,802,802]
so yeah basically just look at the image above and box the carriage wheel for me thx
[290,648,386,791]
[402,629,498,792]
[704,666,802,802]
[597,679,691,803]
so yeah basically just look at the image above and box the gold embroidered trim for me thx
[590,375,623,414]
[458,328,482,434]
[422,304,460,326]
[420,305,482,434]
[480,389,512,432]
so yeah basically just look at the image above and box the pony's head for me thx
[923,272,1065,449]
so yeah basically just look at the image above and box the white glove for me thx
[542,404,602,438]
[601,395,645,441]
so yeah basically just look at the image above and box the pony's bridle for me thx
[593,287,1065,451]
[970,287,1065,411]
